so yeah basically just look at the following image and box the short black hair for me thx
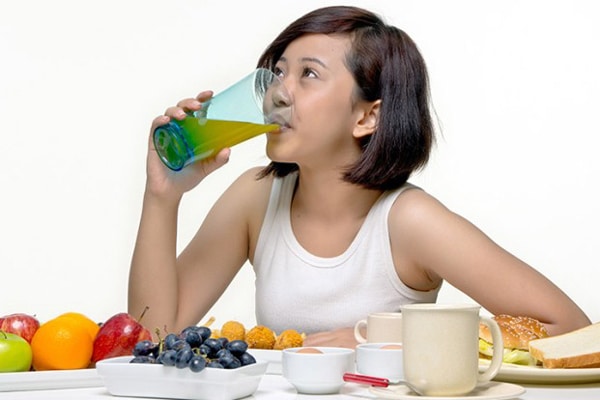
[256,6,434,190]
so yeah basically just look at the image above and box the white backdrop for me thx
[1,0,598,327]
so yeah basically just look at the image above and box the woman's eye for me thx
[302,67,317,78]
[273,66,285,77]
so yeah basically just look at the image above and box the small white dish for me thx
[96,355,267,400]
[370,381,525,400]
[282,347,355,395]
[247,349,282,374]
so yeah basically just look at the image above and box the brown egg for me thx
[296,347,323,354]
[380,344,403,350]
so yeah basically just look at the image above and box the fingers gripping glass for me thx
[153,68,285,171]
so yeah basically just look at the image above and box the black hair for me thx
[256,6,434,190]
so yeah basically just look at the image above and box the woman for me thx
[128,6,590,347]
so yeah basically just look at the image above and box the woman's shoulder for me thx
[388,185,455,233]
[229,166,274,191]
[225,166,275,219]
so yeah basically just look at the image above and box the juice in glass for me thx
[153,68,283,171]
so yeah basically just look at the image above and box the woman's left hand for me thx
[302,327,358,349]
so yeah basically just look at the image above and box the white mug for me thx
[354,312,403,344]
[401,304,503,397]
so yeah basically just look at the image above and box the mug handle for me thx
[477,316,504,383]
[354,319,368,343]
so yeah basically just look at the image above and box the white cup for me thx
[401,303,503,397]
[355,343,403,382]
[354,312,403,344]
[282,347,355,395]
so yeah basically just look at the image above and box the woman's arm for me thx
[128,91,271,336]
[128,167,269,337]
[390,189,591,336]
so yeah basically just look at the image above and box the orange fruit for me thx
[31,316,94,370]
[55,312,100,341]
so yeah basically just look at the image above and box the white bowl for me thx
[355,342,403,381]
[282,347,355,394]
[96,356,267,400]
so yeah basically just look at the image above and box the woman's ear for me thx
[353,100,381,139]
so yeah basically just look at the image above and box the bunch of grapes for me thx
[129,325,256,373]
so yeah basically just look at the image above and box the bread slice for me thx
[528,322,600,368]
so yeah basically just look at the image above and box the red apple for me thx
[0,313,40,343]
[91,311,152,363]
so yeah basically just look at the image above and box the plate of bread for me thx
[478,315,600,384]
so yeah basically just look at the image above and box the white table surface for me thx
[0,373,599,400]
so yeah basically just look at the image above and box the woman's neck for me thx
[292,168,382,222]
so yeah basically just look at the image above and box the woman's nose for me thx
[270,80,291,107]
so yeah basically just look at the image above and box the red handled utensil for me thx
[343,372,390,387]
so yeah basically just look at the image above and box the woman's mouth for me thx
[266,112,292,131]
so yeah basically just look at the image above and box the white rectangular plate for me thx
[0,368,102,391]
[96,355,267,400]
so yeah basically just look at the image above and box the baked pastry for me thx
[479,314,548,365]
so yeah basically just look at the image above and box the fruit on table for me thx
[0,313,40,343]
[129,324,256,373]
[92,312,152,363]
[31,313,97,370]
[56,312,100,340]
[0,331,33,372]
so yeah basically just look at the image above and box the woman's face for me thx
[264,33,369,170]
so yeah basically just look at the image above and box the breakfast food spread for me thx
[211,320,304,350]
[528,322,600,368]
[479,314,548,366]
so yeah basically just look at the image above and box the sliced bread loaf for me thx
[528,322,600,368]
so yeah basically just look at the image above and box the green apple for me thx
[0,331,32,372]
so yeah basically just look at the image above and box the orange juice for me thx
[154,117,279,171]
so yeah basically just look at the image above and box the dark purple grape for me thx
[171,339,191,352]
[198,344,210,356]
[217,337,229,348]
[189,355,207,372]
[160,349,177,366]
[226,340,248,357]
[130,355,155,364]
[182,330,202,348]
[196,326,212,341]
[164,333,179,350]
[202,338,223,358]
[238,352,256,366]
[218,352,241,369]
[175,348,193,369]
[133,340,158,357]
[216,349,232,359]
[207,360,224,369]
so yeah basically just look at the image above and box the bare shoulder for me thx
[223,166,274,202]
[387,186,477,288]
[389,186,455,229]
[220,166,274,244]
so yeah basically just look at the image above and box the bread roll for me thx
[479,314,548,350]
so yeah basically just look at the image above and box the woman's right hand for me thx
[145,90,231,202]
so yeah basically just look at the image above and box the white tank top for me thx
[252,172,441,334]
